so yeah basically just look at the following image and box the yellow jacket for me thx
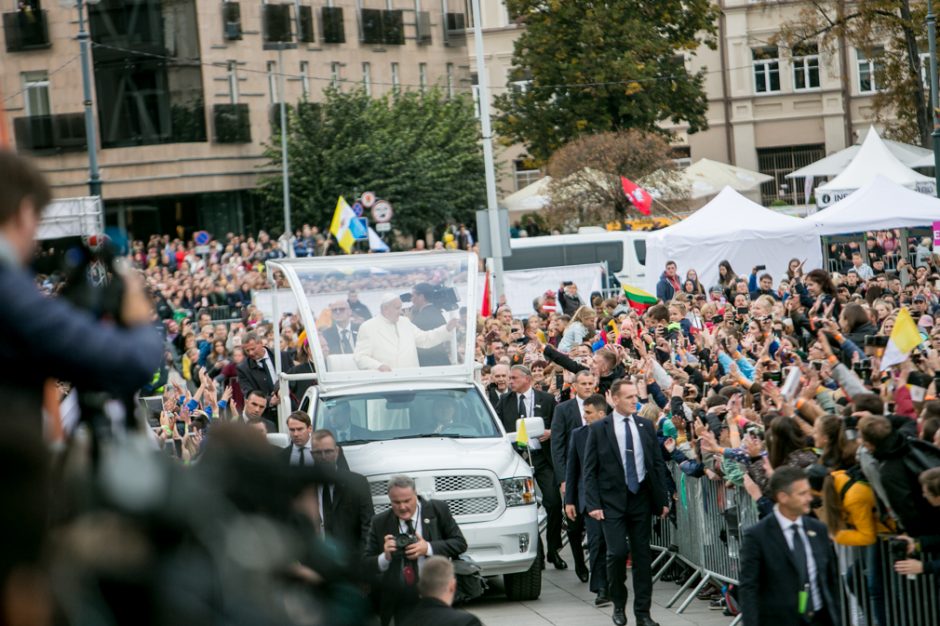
[832,469,890,546]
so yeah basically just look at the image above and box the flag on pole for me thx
[367,227,389,252]
[880,307,923,370]
[514,417,528,449]
[480,271,491,317]
[621,176,652,216]
[622,284,658,313]
[330,196,364,253]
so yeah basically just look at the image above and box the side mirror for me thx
[505,417,545,443]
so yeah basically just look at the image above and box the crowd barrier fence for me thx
[649,464,938,626]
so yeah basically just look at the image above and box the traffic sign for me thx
[193,230,211,246]
[360,191,376,208]
[372,200,393,223]
[352,201,364,217]
[375,222,392,232]
[352,217,369,240]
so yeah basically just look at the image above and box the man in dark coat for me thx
[739,466,842,626]
[495,365,564,569]
[310,429,373,556]
[364,475,467,625]
[655,260,680,303]
[320,299,360,355]
[410,283,450,366]
[583,379,669,626]
[400,556,483,626]
[0,151,161,430]
[236,331,290,425]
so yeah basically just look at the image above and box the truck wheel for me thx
[503,558,542,601]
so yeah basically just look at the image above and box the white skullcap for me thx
[380,292,401,306]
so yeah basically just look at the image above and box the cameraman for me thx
[364,475,467,625]
[410,283,450,367]
[0,151,161,429]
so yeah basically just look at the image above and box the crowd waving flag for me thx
[330,196,367,253]
[880,307,923,370]
[622,284,657,313]
[620,176,652,216]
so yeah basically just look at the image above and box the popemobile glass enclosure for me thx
[266,251,479,391]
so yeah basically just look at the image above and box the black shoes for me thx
[594,591,612,606]
[611,607,627,626]
[634,617,659,626]
[575,563,589,582]
[547,551,568,570]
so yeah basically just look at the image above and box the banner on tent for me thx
[817,181,937,208]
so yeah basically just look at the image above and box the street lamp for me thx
[927,0,940,197]
[60,0,102,198]
[273,42,295,256]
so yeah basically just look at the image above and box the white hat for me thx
[380,292,401,306]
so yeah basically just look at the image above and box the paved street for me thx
[469,544,732,626]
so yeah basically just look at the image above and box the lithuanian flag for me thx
[623,284,658,313]
[880,307,923,370]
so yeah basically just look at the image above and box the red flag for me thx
[621,176,652,216]
[481,271,491,317]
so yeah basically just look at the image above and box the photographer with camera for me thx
[364,475,467,625]
[409,282,451,367]
[0,151,161,430]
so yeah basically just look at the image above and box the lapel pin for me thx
[807,530,817,538]
[423,518,430,525]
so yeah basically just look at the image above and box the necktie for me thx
[297,445,306,466]
[402,519,417,586]
[623,417,640,494]
[518,394,527,418]
[790,524,810,589]
[322,484,333,527]
[340,329,353,354]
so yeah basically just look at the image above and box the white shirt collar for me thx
[773,504,802,533]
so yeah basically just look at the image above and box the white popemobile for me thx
[266,251,543,600]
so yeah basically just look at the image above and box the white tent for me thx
[644,187,822,293]
[502,176,551,213]
[815,127,935,207]
[787,135,933,179]
[812,175,940,235]
[646,158,772,200]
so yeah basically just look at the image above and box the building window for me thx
[22,70,50,116]
[390,62,400,92]
[362,61,372,96]
[513,159,540,191]
[752,46,780,93]
[419,62,427,92]
[857,47,885,93]
[331,62,341,89]
[267,61,279,102]
[446,62,455,98]
[792,43,820,91]
[300,60,310,98]
[756,143,825,206]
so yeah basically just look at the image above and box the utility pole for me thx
[74,0,101,197]
[277,44,294,255]
[928,0,940,197]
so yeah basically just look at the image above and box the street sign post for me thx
[372,200,393,223]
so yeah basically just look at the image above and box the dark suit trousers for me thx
[584,512,608,593]
[532,449,562,555]
[566,507,587,572]
[601,480,653,616]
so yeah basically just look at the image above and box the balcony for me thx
[13,114,87,154]
[3,9,50,52]
[213,103,251,144]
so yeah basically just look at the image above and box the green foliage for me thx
[494,0,719,163]
[257,88,486,238]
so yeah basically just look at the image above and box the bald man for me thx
[353,294,458,371]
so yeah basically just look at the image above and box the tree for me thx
[777,0,930,145]
[257,88,486,242]
[542,130,684,230]
[494,0,719,163]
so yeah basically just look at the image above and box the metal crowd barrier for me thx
[651,464,939,626]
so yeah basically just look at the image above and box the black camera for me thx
[395,532,418,552]
[755,265,766,272]
[59,240,128,324]
[762,370,782,383]
[864,335,889,348]
[888,538,910,563]
[401,284,460,311]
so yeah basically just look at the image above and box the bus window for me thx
[503,246,563,271]
[595,243,623,273]
[634,240,646,266]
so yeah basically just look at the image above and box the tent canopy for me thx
[644,187,822,292]
[502,176,551,213]
[786,130,933,179]
[817,127,933,192]
[811,175,940,235]
[646,158,771,200]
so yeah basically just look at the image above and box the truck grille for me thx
[369,473,502,520]
[446,496,499,516]
[435,475,493,491]
[370,480,388,498]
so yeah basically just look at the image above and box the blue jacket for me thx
[0,263,163,424]
[656,272,677,302]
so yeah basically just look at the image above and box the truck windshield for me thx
[315,388,501,443]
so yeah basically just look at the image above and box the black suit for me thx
[322,469,374,558]
[411,304,450,366]
[321,322,360,356]
[399,598,482,626]
[551,398,587,572]
[364,498,468,625]
[236,347,287,424]
[485,384,509,410]
[281,441,351,471]
[564,425,607,594]
[583,413,668,617]
[740,513,842,626]
[495,388,562,558]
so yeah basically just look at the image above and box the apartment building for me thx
[472,0,887,207]
[1,0,471,235]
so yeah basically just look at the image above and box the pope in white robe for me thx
[353,294,457,371]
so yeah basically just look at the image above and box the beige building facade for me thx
[472,0,887,207]
[2,0,471,235]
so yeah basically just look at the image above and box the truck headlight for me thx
[500,477,536,506]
